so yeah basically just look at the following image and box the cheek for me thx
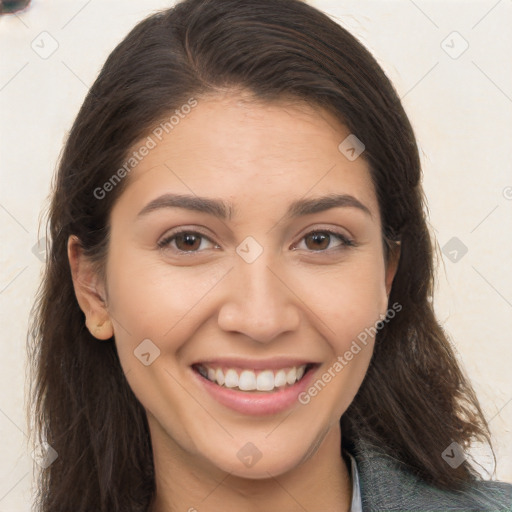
[105,245,227,341]
[104,249,226,430]
[295,261,387,420]
[293,254,389,347]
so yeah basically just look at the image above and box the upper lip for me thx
[192,358,319,370]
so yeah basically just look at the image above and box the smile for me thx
[190,358,319,415]
[193,364,311,392]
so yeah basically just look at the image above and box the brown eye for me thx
[174,233,202,251]
[158,230,218,253]
[304,232,331,251]
[295,230,354,252]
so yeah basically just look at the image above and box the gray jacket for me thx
[349,439,512,511]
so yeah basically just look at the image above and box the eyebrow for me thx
[138,193,233,219]
[137,193,372,220]
[286,194,371,219]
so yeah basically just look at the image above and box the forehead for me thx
[114,91,379,221]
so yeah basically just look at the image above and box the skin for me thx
[69,90,398,512]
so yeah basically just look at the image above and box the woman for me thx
[28,0,512,510]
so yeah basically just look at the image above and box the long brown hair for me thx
[28,0,493,510]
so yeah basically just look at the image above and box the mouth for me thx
[190,360,319,415]
[192,362,315,392]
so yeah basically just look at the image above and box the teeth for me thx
[274,369,287,387]
[224,369,239,388]
[197,364,309,392]
[239,370,257,391]
[286,367,297,385]
[256,370,274,391]
[215,368,225,386]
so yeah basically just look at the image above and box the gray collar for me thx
[345,437,512,511]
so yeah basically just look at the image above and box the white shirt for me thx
[346,451,363,512]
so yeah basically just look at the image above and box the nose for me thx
[217,255,301,344]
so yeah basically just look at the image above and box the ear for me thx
[385,242,401,297]
[67,235,113,340]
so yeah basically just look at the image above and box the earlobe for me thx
[89,319,114,340]
[67,235,113,340]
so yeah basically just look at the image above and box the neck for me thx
[150,422,352,512]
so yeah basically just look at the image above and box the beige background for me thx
[0,0,511,509]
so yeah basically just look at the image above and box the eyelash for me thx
[157,228,355,254]
[294,229,356,252]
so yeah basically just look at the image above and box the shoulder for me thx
[349,439,512,511]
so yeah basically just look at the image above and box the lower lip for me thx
[191,366,317,416]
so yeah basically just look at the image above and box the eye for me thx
[294,230,355,252]
[157,230,219,253]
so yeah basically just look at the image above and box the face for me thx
[74,91,396,479]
